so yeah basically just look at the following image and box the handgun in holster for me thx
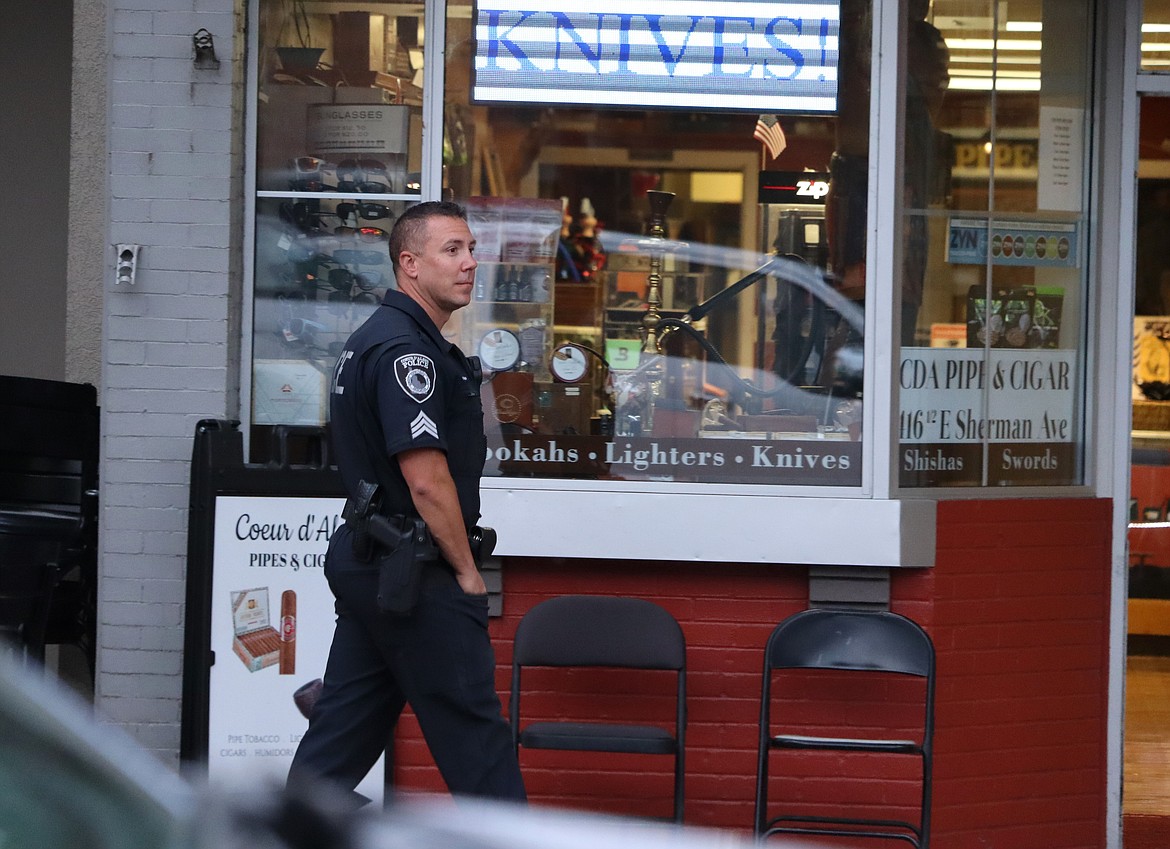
[342,480,496,614]
[341,479,383,562]
[371,514,438,615]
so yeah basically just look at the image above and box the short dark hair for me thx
[389,201,468,273]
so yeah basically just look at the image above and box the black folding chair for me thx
[754,608,935,846]
[510,595,687,822]
[0,518,63,662]
[0,376,99,672]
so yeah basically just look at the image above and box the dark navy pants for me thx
[288,526,526,805]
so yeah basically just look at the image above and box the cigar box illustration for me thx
[230,587,282,672]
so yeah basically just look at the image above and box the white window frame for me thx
[239,0,1107,567]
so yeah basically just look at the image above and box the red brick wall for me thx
[391,497,1113,848]
[922,498,1112,849]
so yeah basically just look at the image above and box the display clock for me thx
[550,343,589,383]
[478,328,521,372]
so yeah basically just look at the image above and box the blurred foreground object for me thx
[0,653,812,849]
[0,653,195,848]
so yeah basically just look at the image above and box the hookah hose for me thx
[655,253,832,400]
[655,318,810,403]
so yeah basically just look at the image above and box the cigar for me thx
[279,589,296,674]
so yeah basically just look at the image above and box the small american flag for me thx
[754,114,787,159]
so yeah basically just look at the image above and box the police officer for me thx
[288,201,526,805]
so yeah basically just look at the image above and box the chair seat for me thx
[764,817,923,847]
[520,721,678,754]
[0,507,80,538]
[771,733,922,754]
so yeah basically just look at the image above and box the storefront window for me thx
[250,0,1093,492]
[442,0,867,486]
[896,0,1093,488]
[250,1,425,457]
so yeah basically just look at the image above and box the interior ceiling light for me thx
[934,16,1040,32]
[947,54,1042,65]
[948,78,1042,91]
[947,69,1040,78]
[944,38,1042,51]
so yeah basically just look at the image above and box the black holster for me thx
[468,525,497,562]
[342,480,494,616]
[371,514,438,615]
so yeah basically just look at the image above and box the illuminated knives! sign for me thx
[473,1,840,112]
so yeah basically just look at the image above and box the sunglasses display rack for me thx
[256,83,413,188]
[250,165,415,402]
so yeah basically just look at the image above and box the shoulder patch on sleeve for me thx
[394,354,436,403]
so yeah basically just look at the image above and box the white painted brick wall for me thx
[102,0,242,764]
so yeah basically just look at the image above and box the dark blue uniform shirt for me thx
[330,289,485,529]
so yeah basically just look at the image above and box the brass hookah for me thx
[613,189,678,436]
[640,190,674,356]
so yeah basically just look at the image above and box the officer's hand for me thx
[456,568,487,596]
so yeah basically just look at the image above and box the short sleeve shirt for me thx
[330,290,486,527]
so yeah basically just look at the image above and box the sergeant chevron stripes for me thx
[410,411,439,440]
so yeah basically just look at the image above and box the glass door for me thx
[1127,93,1170,824]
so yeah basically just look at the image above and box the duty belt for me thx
[342,479,496,563]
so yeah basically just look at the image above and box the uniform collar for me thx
[380,288,455,353]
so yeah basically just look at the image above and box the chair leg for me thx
[78,578,97,679]
[23,566,58,665]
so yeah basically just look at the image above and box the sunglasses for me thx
[285,234,331,263]
[290,156,330,174]
[336,158,393,194]
[280,200,336,231]
[334,225,388,243]
[327,268,355,292]
[332,248,386,266]
[328,267,384,292]
[337,158,388,177]
[354,270,382,291]
[288,178,339,193]
[336,179,394,194]
[336,201,395,222]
